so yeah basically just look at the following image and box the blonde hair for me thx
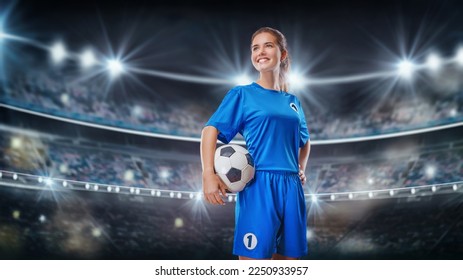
[251,27,291,92]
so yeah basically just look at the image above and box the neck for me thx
[256,71,280,91]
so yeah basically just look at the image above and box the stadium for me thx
[0,0,462,260]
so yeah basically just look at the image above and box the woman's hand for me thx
[298,164,307,185]
[202,172,228,205]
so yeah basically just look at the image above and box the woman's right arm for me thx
[200,126,228,205]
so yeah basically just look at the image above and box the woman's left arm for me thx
[298,140,311,185]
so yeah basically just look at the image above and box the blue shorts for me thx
[233,170,308,259]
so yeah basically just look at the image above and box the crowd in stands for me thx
[1,185,461,259]
[0,128,461,195]
[1,67,463,140]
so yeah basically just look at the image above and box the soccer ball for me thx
[214,144,255,193]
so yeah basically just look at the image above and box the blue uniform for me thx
[205,82,310,258]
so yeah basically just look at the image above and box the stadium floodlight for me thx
[107,59,124,77]
[389,190,395,196]
[234,74,252,86]
[62,181,67,187]
[455,47,463,65]
[170,192,174,198]
[45,178,53,186]
[431,185,437,192]
[411,188,416,194]
[453,184,458,191]
[311,195,317,203]
[80,49,97,69]
[397,60,415,79]
[13,173,17,180]
[288,72,306,90]
[348,193,353,199]
[425,53,442,71]
[0,172,2,179]
[368,192,374,198]
[50,42,67,64]
[196,193,202,200]
[330,194,336,201]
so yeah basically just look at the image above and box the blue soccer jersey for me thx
[205,82,310,172]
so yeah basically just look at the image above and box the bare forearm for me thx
[200,126,219,175]
[298,140,311,171]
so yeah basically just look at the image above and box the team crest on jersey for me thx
[290,103,298,113]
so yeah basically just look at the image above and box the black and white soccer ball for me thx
[214,144,255,193]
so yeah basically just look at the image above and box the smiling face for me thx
[251,32,285,74]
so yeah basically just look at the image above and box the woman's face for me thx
[251,32,282,73]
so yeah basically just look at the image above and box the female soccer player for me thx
[200,27,311,260]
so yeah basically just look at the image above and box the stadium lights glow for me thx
[196,193,202,200]
[311,195,317,203]
[425,165,436,179]
[156,191,161,197]
[389,190,395,196]
[228,196,234,202]
[62,181,67,187]
[330,194,336,201]
[10,137,22,149]
[455,47,463,65]
[159,169,170,179]
[94,184,99,191]
[107,59,124,77]
[288,72,306,90]
[425,53,442,71]
[45,178,53,186]
[85,183,90,190]
[431,185,437,192]
[397,60,415,79]
[368,192,374,198]
[115,187,120,193]
[348,193,353,199]
[411,188,416,194]
[80,49,97,69]
[234,74,252,86]
[50,42,67,64]
[453,184,458,191]
[0,172,2,179]
[107,186,112,192]
[39,215,46,223]
[170,192,174,198]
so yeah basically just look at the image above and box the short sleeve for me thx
[296,97,310,147]
[205,87,244,144]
